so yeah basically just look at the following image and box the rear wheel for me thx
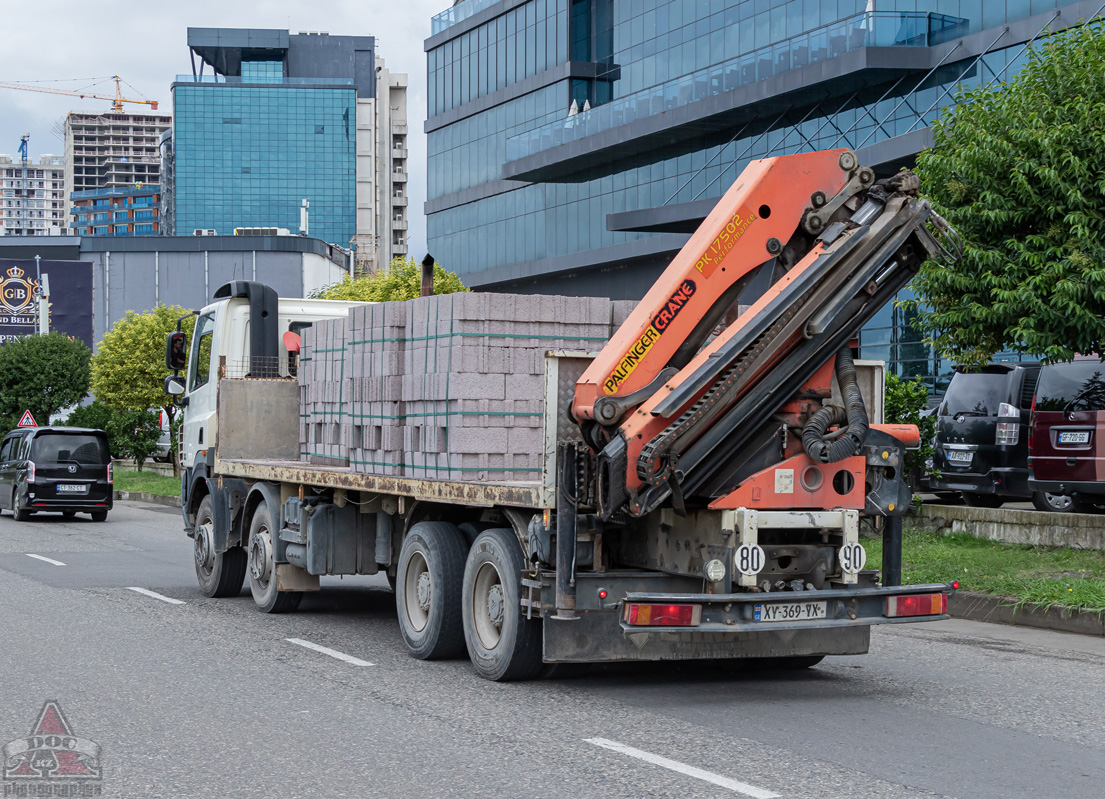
[12,489,31,522]
[194,495,247,598]
[1032,491,1073,513]
[248,502,302,613]
[90,511,108,523]
[462,528,543,681]
[396,521,468,660]
[962,492,1004,508]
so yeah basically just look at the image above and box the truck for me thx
[165,149,960,680]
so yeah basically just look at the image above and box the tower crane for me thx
[0,76,158,111]
[17,133,28,236]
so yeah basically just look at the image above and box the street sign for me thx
[17,410,37,428]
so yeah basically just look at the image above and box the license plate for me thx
[1059,431,1089,444]
[946,450,973,463]
[56,484,88,494]
[754,601,827,622]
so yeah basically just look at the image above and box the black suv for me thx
[929,363,1069,510]
[0,427,113,521]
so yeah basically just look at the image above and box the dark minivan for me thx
[0,427,113,521]
[929,362,1069,510]
[1029,357,1105,511]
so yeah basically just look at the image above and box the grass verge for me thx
[864,529,1105,614]
[114,470,181,498]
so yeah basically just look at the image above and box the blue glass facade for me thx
[173,83,356,244]
[427,0,1092,386]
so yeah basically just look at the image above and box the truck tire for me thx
[462,528,543,681]
[194,495,247,598]
[247,502,302,613]
[396,521,467,660]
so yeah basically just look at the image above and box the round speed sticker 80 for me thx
[734,543,765,576]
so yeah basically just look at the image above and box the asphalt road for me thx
[1,502,1103,798]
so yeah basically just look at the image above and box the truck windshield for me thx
[31,433,109,464]
[1035,361,1105,412]
[940,372,1008,417]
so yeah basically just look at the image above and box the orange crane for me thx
[0,76,158,111]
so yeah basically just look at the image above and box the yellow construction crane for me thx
[0,76,158,111]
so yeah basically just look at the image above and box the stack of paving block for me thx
[298,316,352,467]
[299,292,639,481]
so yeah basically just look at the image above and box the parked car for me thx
[0,427,113,521]
[1029,357,1105,512]
[929,363,1071,511]
[154,410,172,463]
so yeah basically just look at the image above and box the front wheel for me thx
[194,495,247,598]
[462,528,543,681]
[1031,491,1073,513]
[962,492,1004,508]
[396,521,468,660]
[247,502,302,613]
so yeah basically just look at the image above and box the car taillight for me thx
[27,461,35,483]
[885,593,947,618]
[624,603,702,626]
[107,462,113,484]
[996,402,1019,445]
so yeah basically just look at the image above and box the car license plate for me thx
[1058,431,1090,444]
[754,601,827,622]
[56,484,88,494]
[946,450,973,463]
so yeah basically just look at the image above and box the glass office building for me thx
[426,0,1098,386]
[169,29,374,247]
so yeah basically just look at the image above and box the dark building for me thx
[425,0,1098,386]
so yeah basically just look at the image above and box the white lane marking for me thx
[26,554,65,566]
[285,638,375,667]
[585,737,779,798]
[126,587,185,605]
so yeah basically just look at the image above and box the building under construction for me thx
[63,111,171,226]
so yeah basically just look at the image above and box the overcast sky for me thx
[0,0,445,257]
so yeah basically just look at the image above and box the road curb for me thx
[114,490,182,508]
[949,590,1105,637]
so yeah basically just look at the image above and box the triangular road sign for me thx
[17,410,37,428]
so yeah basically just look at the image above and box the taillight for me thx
[885,593,947,617]
[27,461,35,483]
[996,402,1019,445]
[624,603,702,626]
[1028,396,1036,454]
[107,462,113,484]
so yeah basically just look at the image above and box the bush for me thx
[885,373,937,497]
[60,401,123,459]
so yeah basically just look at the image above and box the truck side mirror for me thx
[164,374,186,397]
[166,331,187,371]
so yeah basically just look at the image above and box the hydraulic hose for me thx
[802,347,869,463]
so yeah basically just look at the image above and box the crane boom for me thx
[0,76,158,111]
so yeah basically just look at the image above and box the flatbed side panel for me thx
[543,611,870,662]
[214,457,543,509]
[216,378,300,461]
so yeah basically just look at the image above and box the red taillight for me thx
[107,462,113,484]
[27,461,35,483]
[885,593,947,618]
[624,603,701,626]
[952,581,960,590]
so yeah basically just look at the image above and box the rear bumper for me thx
[1029,478,1105,498]
[930,467,1029,497]
[26,484,113,512]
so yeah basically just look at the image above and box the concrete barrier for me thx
[910,503,1105,550]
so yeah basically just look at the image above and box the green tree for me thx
[310,256,469,301]
[110,409,162,471]
[0,333,90,432]
[911,21,1105,366]
[61,400,124,458]
[885,373,937,501]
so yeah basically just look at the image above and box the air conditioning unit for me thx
[233,226,291,236]
[192,228,218,236]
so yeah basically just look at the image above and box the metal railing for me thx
[505,11,967,164]
[431,0,500,35]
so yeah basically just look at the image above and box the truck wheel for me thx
[194,495,247,598]
[462,528,543,681]
[396,521,467,660]
[1031,491,1073,513]
[247,502,302,613]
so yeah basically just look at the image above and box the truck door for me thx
[182,312,217,470]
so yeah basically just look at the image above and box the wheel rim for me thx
[1046,493,1072,511]
[249,524,273,589]
[471,561,505,650]
[194,521,215,576]
[404,551,431,632]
